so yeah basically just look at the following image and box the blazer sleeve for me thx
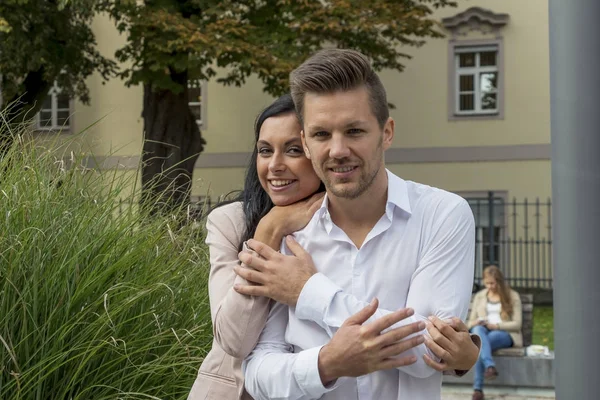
[467,291,484,329]
[498,290,522,333]
[206,203,271,359]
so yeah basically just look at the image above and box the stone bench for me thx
[442,355,555,389]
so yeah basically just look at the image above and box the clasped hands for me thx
[234,236,315,306]
[476,318,499,330]
[234,237,479,375]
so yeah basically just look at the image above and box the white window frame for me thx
[188,80,207,130]
[454,45,499,116]
[36,81,71,131]
[447,39,504,121]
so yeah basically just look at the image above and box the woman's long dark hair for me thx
[212,94,298,247]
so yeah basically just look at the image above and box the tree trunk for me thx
[141,78,205,215]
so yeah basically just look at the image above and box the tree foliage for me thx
[0,0,116,120]
[102,0,457,96]
[1,0,457,209]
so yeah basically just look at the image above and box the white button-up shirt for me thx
[243,170,475,400]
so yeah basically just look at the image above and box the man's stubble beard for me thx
[316,138,384,200]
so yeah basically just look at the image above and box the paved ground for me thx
[441,384,555,400]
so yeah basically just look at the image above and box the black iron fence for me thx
[116,192,553,289]
[467,192,553,289]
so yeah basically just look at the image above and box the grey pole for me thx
[549,0,600,398]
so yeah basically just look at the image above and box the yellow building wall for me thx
[383,0,550,148]
[70,14,144,157]
[201,76,276,154]
[67,0,551,204]
[389,160,551,201]
[192,167,246,200]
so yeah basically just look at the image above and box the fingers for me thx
[365,308,414,335]
[423,335,451,362]
[344,298,379,326]
[247,239,279,260]
[233,283,269,297]
[428,316,458,340]
[423,354,448,372]
[426,322,453,351]
[234,266,267,285]
[448,317,468,332]
[378,355,418,370]
[239,251,267,271]
[285,236,310,259]
[378,320,425,347]
[379,335,425,359]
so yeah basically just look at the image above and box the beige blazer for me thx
[467,288,523,348]
[188,202,270,400]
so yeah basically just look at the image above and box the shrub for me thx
[0,128,212,399]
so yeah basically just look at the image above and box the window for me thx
[188,80,207,129]
[455,46,499,116]
[465,195,506,285]
[442,8,508,121]
[36,81,71,131]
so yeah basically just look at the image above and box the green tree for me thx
[0,0,116,141]
[100,0,456,212]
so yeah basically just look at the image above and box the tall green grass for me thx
[0,127,212,399]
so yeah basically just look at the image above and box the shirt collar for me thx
[316,195,333,234]
[385,169,412,217]
[317,169,412,226]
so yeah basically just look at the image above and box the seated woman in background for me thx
[468,265,523,400]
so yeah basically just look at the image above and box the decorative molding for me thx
[385,144,550,163]
[82,144,550,170]
[442,7,509,38]
[454,190,509,201]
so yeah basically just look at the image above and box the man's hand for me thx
[318,299,425,385]
[234,236,316,306]
[423,316,480,372]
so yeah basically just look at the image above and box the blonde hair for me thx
[484,265,514,320]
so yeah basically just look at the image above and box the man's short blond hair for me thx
[289,48,389,128]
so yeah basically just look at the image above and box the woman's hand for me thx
[258,192,325,238]
[423,316,480,372]
[485,323,499,330]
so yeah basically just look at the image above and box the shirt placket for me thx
[353,247,371,400]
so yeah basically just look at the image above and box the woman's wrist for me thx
[254,217,286,250]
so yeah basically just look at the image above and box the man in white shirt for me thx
[234,48,476,400]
